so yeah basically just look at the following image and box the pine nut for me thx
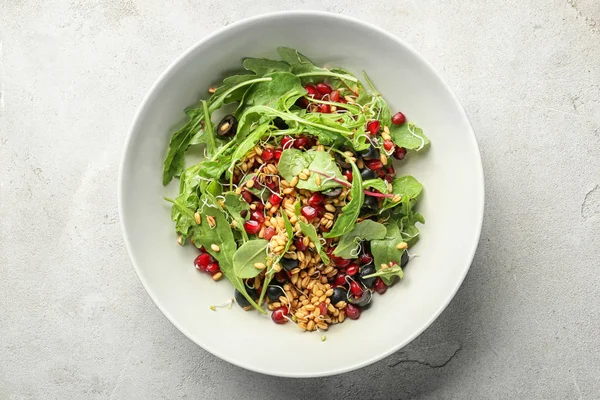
[211,244,220,252]
[212,272,223,281]
[396,242,408,250]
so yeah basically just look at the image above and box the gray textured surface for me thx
[1,1,599,399]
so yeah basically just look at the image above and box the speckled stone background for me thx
[1,1,599,399]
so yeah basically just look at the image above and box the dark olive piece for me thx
[330,287,348,305]
[234,286,257,308]
[358,264,377,288]
[362,195,378,211]
[217,115,238,137]
[267,285,284,302]
[359,144,380,160]
[281,257,299,271]
[348,290,372,307]
[323,187,343,197]
[401,250,409,267]
[360,168,377,180]
[273,117,288,130]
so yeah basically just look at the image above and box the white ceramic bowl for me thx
[119,11,484,377]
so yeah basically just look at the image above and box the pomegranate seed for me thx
[343,169,353,182]
[194,253,212,272]
[264,226,276,240]
[393,146,407,160]
[274,149,283,161]
[359,252,373,265]
[265,176,277,190]
[384,175,393,183]
[293,136,309,149]
[252,202,264,212]
[383,139,395,151]
[250,210,265,224]
[206,262,220,276]
[269,193,282,205]
[346,264,359,277]
[314,205,326,217]
[243,220,261,235]
[318,104,331,113]
[392,111,406,125]
[373,278,388,294]
[307,192,324,207]
[387,164,396,176]
[316,82,332,95]
[330,89,340,102]
[366,159,383,170]
[346,303,361,320]
[318,301,328,316]
[274,270,288,285]
[367,120,381,135]
[281,136,293,149]
[271,306,289,324]
[335,272,347,286]
[305,136,317,148]
[305,84,318,98]
[241,190,253,203]
[333,256,351,268]
[301,205,318,221]
[198,246,207,253]
[294,238,307,252]
[262,148,274,161]
[350,281,363,297]
[377,169,386,178]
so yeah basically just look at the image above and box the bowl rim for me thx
[118,10,485,378]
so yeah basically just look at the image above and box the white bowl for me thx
[119,11,484,377]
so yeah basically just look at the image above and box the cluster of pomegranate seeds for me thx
[194,250,220,276]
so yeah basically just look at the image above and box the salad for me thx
[163,48,428,331]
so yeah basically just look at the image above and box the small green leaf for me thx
[324,157,364,238]
[223,192,250,242]
[278,149,344,191]
[233,239,270,279]
[243,58,291,75]
[298,220,330,264]
[382,175,423,212]
[333,220,387,259]
[389,122,430,151]
[362,264,404,282]
[363,178,389,194]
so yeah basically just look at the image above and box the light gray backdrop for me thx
[1,1,599,399]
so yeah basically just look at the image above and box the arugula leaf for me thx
[162,77,271,185]
[399,211,425,247]
[243,58,291,75]
[324,157,364,238]
[278,149,344,191]
[382,175,423,212]
[389,122,430,151]
[239,173,270,202]
[165,197,197,243]
[233,239,270,279]
[199,100,218,156]
[223,192,250,242]
[192,194,265,314]
[298,220,330,264]
[277,48,359,83]
[231,122,270,166]
[370,219,405,284]
[333,220,387,259]
[236,72,306,118]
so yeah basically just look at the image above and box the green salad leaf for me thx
[370,219,405,284]
[389,122,430,151]
[333,220,387,259]
[223,192,250,242]
[362,264,404,282]
[298,220,330,264]
[243,57,291,75]
[258,212,294,304]
[278,149,344,191]
[233,239,270,279]
[382,175,423,212]
[324,157,364,238]
[236,72,306,118]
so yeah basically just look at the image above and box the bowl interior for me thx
[120,12,483,377]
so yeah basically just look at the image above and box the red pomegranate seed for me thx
[198,246,207,253]
[250,210,265,224]
[301,205,318,221]
[274,270,288,285]
[274,149,283,161]
[269,193,282,205]
[206,262,220,276]
[393,146,407,160]
[271,306,289,324]
[367,120,381,135]
[377,169,386,178]
[346,264,359,277]
[350,281,363,297]
[318,104,331,113]
[194,253,212,272]
[383,139,395,151]
[333,256,351,268]
[366,159,383,170]
[265,176,277,190]
[373,278,388,294]
[252,201,264,212]
[262,148,274,161]
[293,136,309,149]
[335,272,347,286]
[392,111,406,125]
[318,301,328,316]
[330,89,340,102]
[359,252,373,265]
[243,220,261,235]
[316,82,332,95]
[346,303,361,320]
[387,164,395,176]
[307,192,324,207]
[241,190,253,203]
[305,84,318,98]
[281,136,293,149]
[343,169,353,182]
[306,136,317,148]
[264,226,276,240]
[384,175,393,183]
[294,238,307,252]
